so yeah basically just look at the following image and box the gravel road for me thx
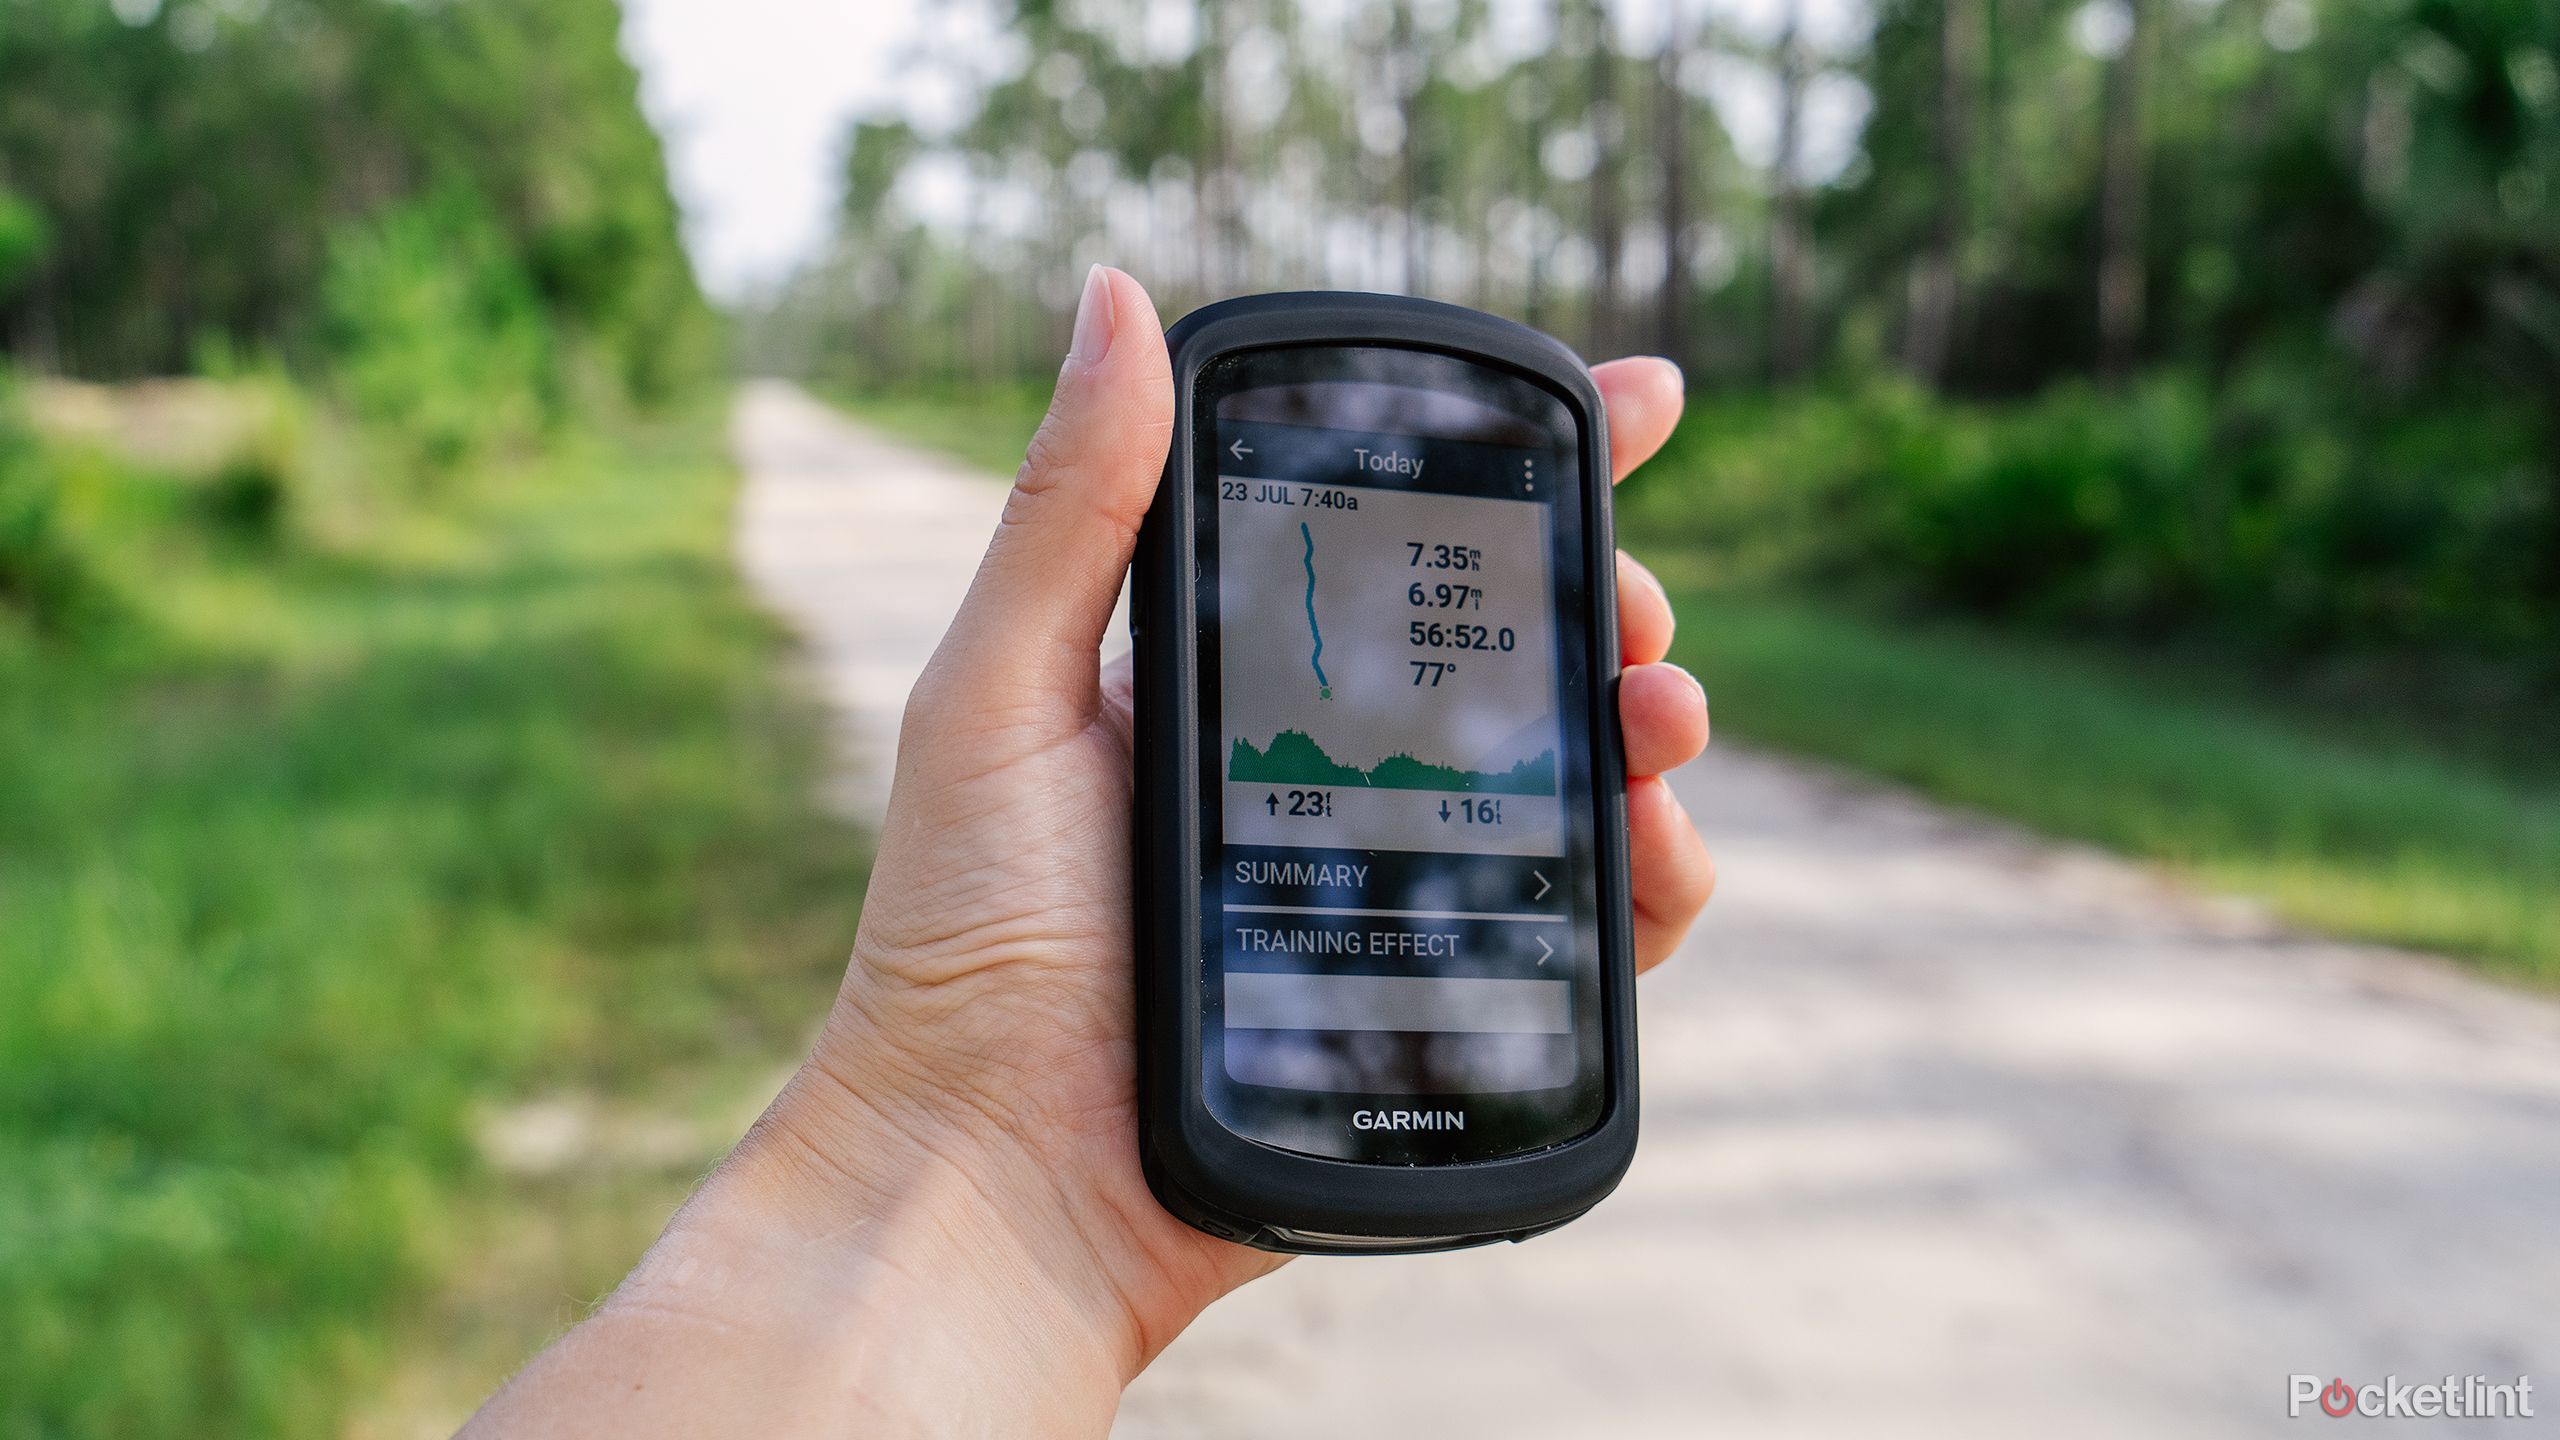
[733,380,2560,1438]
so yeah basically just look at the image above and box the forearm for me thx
[460,1066,1143,1439]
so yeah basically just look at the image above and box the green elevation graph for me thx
[1230,730,1557,795]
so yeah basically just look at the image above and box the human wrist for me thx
[470,1043,1147,1439]
[623,1054,1143,1434]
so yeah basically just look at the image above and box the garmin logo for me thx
[1353,1109,1466,1131]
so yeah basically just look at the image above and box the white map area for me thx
[1218,481,1557,778]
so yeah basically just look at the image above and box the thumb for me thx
[931,265,1172,726]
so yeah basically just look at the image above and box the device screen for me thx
[1192,344,1607,1166]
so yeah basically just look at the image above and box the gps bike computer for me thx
[1131,292,1638,1255]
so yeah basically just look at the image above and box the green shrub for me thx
[0,379,112,638]
[194,451,291,545]
[322,190,555,481]
[189,384,311,550]
[1866,378,2215,632]
[0,184,44,301]
[1617,368,2556,664]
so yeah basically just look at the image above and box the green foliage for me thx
[0,409,866,1438]
[0,376,111,639]
[1660,588,2560,983]
[0,5,752,1430]
[1829,0,2560,397]
[0,185,44,299]
[195,450,292,546]
[0,0,714,401]
[323,193,554,478]
[1621,371,2557,662]
[189,383,312,549]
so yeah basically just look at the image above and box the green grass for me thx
[1659,581,2560,982]
[832,381,1048,476]
[0,406,866,1438]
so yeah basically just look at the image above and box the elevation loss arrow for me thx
[1535,936,1555,966]
[1229,439,1253,462]
[1531,870,1552,901]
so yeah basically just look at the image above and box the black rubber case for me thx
[1130,292,1639,1255]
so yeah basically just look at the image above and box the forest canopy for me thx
[0,0,713,402]
[764,0,2557,664]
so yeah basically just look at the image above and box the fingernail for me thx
[1658,661,1708,709]
[1069,264,1115,366]
[1645,355,1684,387]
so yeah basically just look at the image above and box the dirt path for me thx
[733,381,2560,1438]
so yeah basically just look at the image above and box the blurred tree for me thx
[323,187,554,472]
[2095,0,2153,381]
[1766,0,1813,381]
[763,0,2557,664]
[1655,0,1699,365]
[0,184,43,303]
[1576,0,1625,357]
[1903,0,1981,383]
[0,0,710,402]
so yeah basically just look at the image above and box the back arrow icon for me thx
[1531,870,1552,901]
[1228,439,1253,461]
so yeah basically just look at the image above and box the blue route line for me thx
[1299,521,1330,697]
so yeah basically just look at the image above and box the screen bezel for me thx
[1191,344,1605,1164]
[1133,293,1639,1244]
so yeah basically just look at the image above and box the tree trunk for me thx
[1395,4,1426,295]
[1903,0,1977,385]
[1196,5,1227,303]
[2097,0,2152,383]
[1520,72,1551,330]
[1586,2,1621,359]
[1975,0,2014,382]
[1654,3,1692,366]
[1768,0,1812,382]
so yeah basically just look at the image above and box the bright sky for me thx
[620,0,1871,303]
[620,0,933,301]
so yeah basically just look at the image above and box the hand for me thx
[463,268,1715,1438]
